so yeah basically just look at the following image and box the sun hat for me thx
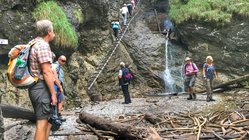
[185,57,192,61]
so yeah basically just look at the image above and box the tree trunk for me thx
[0,104,35,121]
[79,111,144,139]
[197,74,249,93]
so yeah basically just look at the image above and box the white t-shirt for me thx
[120,6,128,14]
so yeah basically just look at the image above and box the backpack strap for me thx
[27,40,39,79]
[192,63,196,70]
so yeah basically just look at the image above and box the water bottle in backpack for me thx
[14,57,28,80]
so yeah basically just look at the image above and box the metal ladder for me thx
[87,9,141,91]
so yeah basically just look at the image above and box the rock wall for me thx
[0,0,167,107]
[177,16,249,78]
[1,0,248,107]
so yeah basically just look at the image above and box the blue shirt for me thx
[53,61,64,83]
[112,21,119,29]
[203,63,216,79]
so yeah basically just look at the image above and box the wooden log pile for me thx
[152,110,249,139]
[78,110,249,139]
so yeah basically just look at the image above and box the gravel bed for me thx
[4,93,221,140]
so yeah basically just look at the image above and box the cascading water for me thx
[163,39,175,92]
[162,18,185,93]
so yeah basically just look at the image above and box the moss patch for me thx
[73,8,84,24]
[33,1,78,49]
[169,0,249,25]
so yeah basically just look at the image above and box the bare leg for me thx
[58,100,64,113]
[46,123,52,139]
[187,87,192,100]
[35,119,50,140]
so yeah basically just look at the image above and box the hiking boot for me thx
[210,98,216,101]
[122,102,129,104]
[192,93,196,100]
[187,94,193,100]
[58,113,66,122]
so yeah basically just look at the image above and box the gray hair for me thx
[36,20,53,37]
[120,62,125,67]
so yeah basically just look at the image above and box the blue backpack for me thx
[122,68,133,82]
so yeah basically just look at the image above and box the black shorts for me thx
[28,80,51,120]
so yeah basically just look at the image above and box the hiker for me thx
[203,56,218,102]
[111,20,120,40]
[52,55,67,121]
[127,2,133,17]
[131,0,136,9]
[118,62,132,104]
[51,53,66,122]
[161,19,175,39]
[183,57,199,100]
[120,4,129,26]
[29,19,56,139]
[134,0,138,5]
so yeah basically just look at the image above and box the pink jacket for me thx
[183,63,198,76]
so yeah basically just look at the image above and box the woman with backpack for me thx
[203,56,218,102]
[183,57,199,100]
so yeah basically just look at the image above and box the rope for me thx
[88,5,141,91]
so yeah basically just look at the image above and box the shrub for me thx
[33,1,78,49]
[169,0,249,25]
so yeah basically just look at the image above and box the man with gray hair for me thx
[118,62,132,104]
[29,19,57,139]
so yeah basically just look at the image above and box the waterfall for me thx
[163,39,175,92]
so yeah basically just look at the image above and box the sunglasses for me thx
[61,60,66,63]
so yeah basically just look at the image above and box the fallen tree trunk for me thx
[197,74,249,93]
[144,113,162,124]
[0,104,35,121]
[79,111,145,139]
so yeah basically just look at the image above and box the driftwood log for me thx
[197,74,249,93]
[144,113,162,124]
[0,104,35,121]
[79,111,146,139]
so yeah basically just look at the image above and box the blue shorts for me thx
[54,84,65,103]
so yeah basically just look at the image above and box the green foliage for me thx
[169,0,249,25]
[73,8,84,24]
[33,1,78,49]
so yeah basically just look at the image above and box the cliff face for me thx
[177,17,249,77]
[0,0,167,106]
[1,0,248,107]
